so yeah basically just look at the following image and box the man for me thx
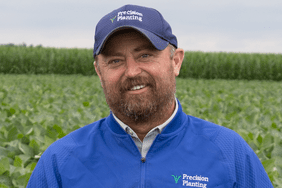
[27,4,273,187]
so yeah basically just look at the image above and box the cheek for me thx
[154,61,174,77]
[148,68,173,89]
[102,71,123,89]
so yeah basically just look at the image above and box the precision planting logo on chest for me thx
[111,10,143,23]
[172,174,209,187]
[172,175,181,183]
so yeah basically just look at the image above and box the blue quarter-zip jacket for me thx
[27,99,273,187]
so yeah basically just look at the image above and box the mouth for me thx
[126,84,149,94]
[130,85,146,91]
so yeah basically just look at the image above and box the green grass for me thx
[1,44,282,80]
[0,74,282,187]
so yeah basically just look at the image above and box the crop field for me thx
[0,74,281,187]
[1,44,282,81]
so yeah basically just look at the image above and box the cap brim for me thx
[95,26,169,56]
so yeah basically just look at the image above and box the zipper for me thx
[139,134,161,187]
[126,135,146,187]
[140,157,146,188]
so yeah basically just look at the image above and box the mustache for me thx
[120,76,155,92]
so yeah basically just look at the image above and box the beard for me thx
[101,67,176,124]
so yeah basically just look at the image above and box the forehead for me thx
[100,29,156,56]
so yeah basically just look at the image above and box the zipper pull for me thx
[141,157,146,163]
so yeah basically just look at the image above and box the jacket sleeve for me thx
[26,147,62,188]
[215,127,274,188]
[241,143,274,188]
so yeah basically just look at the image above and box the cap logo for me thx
[112,10,143,23]
[110,16,116,23]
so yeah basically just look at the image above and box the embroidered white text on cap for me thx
[117,10,143,22]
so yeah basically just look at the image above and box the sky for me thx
[1,0,282,54]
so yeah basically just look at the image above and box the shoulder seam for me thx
[213,127,237,187]
[59,133,78,172]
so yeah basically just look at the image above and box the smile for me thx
[130,85,145,91]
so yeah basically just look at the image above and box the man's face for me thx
[95,29,180,123]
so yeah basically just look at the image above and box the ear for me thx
[94,61,103,88]
[172,48,184,77]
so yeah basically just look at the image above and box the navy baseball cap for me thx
[93,4,178,57]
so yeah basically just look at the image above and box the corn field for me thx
[1,44,282,81]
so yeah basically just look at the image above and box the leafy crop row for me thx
[0,74,281,187]
[0,74,109,187]
[1,44,282,80]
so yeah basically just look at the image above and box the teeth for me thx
[131,85,145,91]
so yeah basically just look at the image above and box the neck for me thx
[114,98,176,141]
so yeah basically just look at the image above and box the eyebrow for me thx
[106,52,124,57]
[102,43,157,58]
[134,44,157,52]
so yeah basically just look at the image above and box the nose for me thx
[124,57,142,78]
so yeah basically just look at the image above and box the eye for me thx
[110,59,120,64]
[141,54,150,58]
